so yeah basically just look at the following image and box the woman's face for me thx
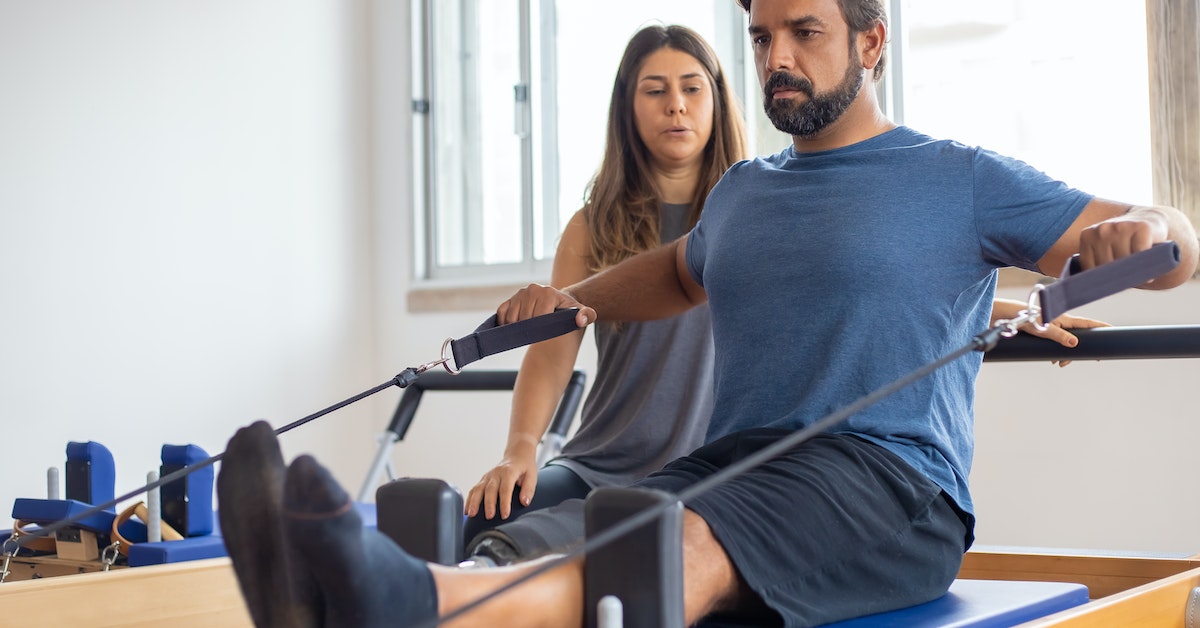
[632,48,716,171]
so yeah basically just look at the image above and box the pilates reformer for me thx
[367,325,1200,628]
[356,368,587,503]
[2,242,1197,627]
[0,442,228,582]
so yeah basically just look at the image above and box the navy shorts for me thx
[634,429,971,627]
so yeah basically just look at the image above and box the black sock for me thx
[216,421,321,627]
[284,454,438,627]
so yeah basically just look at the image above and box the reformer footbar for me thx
[359,369,587,503]
[368,369,587,567]
[0,308,581,574]
[425,242,1182,628]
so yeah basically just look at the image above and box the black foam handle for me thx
[985,325,1200,362]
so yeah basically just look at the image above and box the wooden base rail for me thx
[3,549,1200,625]
[0,557,251,627]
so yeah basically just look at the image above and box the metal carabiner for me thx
[1025,283,1049,333]
[101,542,121,572]
[996,283,1049,338]
[0,552,14,584]
[0,536,21,583]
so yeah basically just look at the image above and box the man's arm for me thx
[1036,199,1199,288]
[496,236,707,327]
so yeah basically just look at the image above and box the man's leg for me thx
[680,509,746,623]
[221,426,738,627]
[284,452,586,628]
[437,508,739,627]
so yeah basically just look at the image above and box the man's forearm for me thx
[565,240,699,322]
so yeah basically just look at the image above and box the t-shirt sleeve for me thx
[685,212,707,287]
[973,148,1093,273]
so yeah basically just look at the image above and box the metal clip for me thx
[101,542,121,572]
[995,284,1048,338]
[412,355,450,376]
[1024,284,1049,332]
[0,537,18,583]
[0,555,12,583]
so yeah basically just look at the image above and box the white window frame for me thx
[412,1,1195,291]
[411,0,750,285]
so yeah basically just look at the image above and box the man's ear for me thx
[859,20,886,74]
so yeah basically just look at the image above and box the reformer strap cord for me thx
[5,309,581,554]
[426,243,1182,627]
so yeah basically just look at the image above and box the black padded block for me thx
[375,478,463,565]
[584,487,684,628]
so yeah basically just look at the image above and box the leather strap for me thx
[1038,242,1180,323]
[10,520,57,553]
[111,502,183,556]
[450,308,580,372]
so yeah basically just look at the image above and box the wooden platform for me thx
[0,557,250,627]
[2,548,1200,625]
[959,549,1200,626]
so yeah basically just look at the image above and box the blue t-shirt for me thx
[685,126,1091,516]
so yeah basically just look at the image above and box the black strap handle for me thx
[1038,242,1180,323]
[449,308,581,371]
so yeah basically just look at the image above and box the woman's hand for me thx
[1019,312,1111,367]
[991,297,1109,367]
[464,448,539,521]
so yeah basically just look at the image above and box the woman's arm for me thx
[465,211,591,520]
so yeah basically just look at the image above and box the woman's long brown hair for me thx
[583,25,748,272]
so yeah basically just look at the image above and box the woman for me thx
[462,24,744,547]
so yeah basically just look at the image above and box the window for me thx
[891,0,1153,204]
[414,1,1167,289]
[412,0,748,283]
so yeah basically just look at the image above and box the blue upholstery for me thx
[65,441,116,508]
[127,534,229,567]
[160,443,215,537]
[127,503,378,566]
[12,498,115,533]
[819,579,1089,627]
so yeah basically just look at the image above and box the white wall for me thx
[3,0,1198,558]
[974,284,1200,554]
[0,1,381,515]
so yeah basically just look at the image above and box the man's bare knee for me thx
[682,509,742,622]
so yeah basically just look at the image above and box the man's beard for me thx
[762,58,864,138]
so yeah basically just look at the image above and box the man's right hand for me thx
[497,283,595,328]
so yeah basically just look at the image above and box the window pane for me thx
[901,0,1152,204]
[552,2,723,238]
[431,0,523,268]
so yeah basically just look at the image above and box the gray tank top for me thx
[547,203,715,488]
